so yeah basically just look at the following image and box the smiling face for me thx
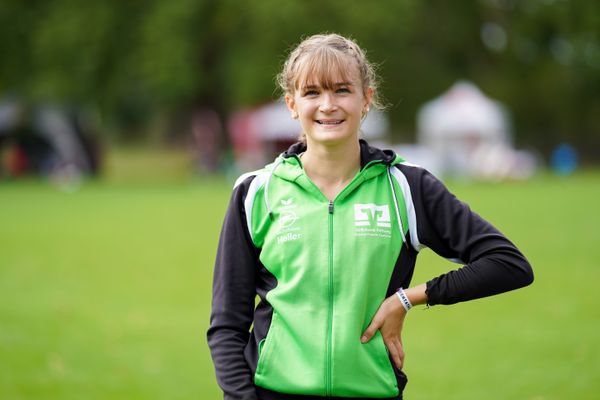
[284,55,373,147]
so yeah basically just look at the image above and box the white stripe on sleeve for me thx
[390,166,424,252]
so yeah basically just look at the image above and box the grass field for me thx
[1,148,599,399]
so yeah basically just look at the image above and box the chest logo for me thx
[280,211,298,228]
[278,197,299,229]
[275,197,302,244]
[354,204,391,228]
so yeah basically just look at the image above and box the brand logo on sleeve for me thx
[354,203,392,238]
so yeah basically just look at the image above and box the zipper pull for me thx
[328,201,334,214]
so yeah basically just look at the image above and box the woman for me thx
[207,33,533,400]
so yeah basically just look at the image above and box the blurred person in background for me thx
[207,33,533,400]
[0,98,101,180]
[192,108,222,173]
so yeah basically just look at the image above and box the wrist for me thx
[395,288,413,312]
[402,284,429,307]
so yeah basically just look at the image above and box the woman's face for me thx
[285,67,372,147]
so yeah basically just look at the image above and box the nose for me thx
[319,93,337,113]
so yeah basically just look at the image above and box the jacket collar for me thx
[282,139,397,169]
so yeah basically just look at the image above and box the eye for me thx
[336,87,351,93]
[303,89,319,96]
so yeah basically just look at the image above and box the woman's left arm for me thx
[362,167,534,368]
[413,169,534,305]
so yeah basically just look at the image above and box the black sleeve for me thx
[409,168,534,305]
[207,178,259,400]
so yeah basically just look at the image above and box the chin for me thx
[301,119,361,145]
[308,132,358,146]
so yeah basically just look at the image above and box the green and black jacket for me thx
[207,140,533,400]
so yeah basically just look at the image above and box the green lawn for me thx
[1,149,598,399]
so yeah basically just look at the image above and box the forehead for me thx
[294,52,361,91]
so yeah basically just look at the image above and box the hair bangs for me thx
[294,47,357,92]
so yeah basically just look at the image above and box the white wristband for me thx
[396,288,412,312]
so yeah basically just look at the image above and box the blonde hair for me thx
[277,33,384,110]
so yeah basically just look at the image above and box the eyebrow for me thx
[301,82,354,90]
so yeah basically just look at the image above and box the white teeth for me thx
[317,120,343,125]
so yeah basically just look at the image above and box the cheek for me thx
[298,103,317,118]
[346,100,365,116]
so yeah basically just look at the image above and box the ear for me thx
[364,87,374,109]
[285,94,297,119]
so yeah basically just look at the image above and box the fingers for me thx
[361,296,408,368]
[385,337,405,370]
[361,315,383,343]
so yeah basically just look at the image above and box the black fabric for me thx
[385,242,418,298]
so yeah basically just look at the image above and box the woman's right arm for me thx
[207,178,259,400]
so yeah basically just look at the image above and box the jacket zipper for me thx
[326,200,334,396]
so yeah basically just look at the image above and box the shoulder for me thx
[229,169,272,220]
[393,160,429,181]
[391,160,432,197]
[233,157,284,190]
[234,169,264,189]
[233,168,271,195]
[393,161,450,196]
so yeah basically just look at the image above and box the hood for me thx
[272,139,404,183]
[283,139,398,168]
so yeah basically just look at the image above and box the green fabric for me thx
[251,156,407,397]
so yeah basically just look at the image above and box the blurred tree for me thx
[0,0,598,159]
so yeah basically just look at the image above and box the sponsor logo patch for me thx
[354,203,392,238]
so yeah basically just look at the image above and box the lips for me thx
[315,119,344,125]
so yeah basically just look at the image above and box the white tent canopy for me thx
[415,81,526,178]
[414,81,535,179]
[418,80,510,143]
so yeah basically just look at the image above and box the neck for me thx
[301,139,361,189]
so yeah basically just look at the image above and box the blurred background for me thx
[1,1,598,399]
